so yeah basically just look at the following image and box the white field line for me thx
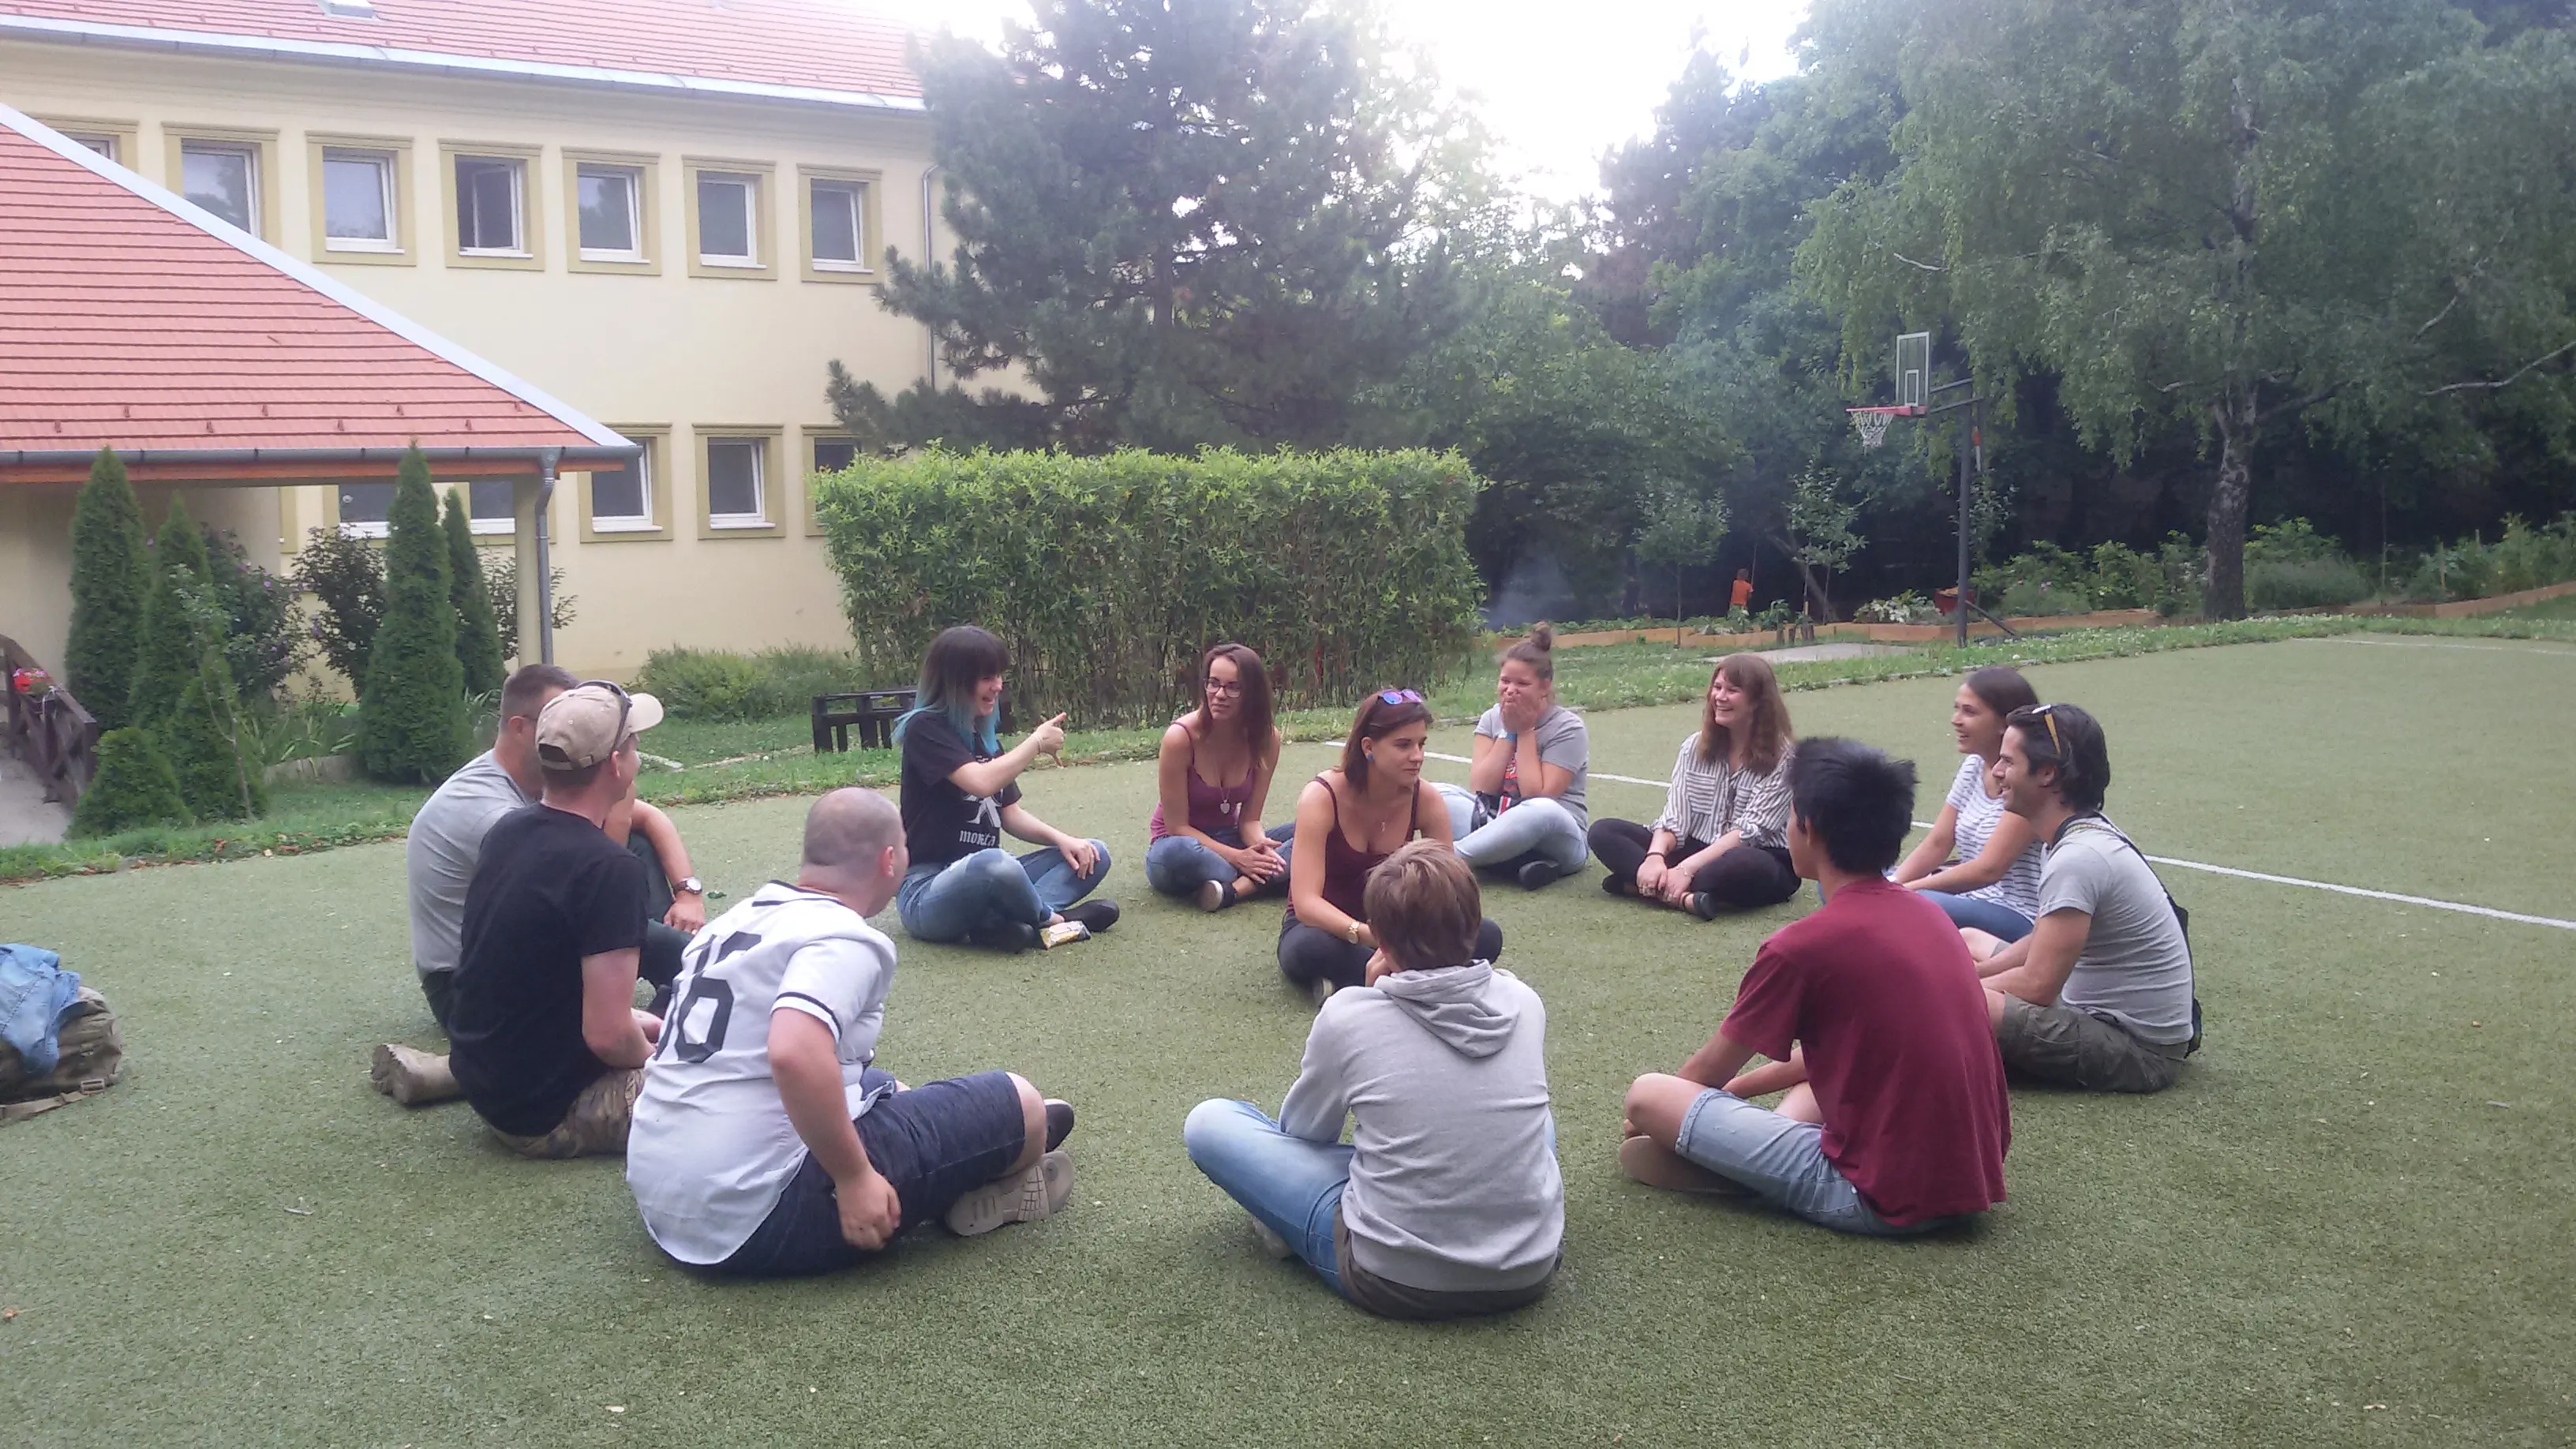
[1425,751,2576,932]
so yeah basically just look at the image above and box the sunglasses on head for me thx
[2027,702,2063,755]
[580,678,636,747]
[1376,688,1424,707]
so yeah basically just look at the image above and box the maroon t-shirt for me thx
[1721,878,2010,1225]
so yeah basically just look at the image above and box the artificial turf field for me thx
[4,636,2571,1448]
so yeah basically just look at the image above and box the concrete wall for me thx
[2,39,943,680]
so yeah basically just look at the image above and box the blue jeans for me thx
[1182,1099,1354,1296]
[1919,889,2035,942]
[1673,1088,1960,1237]
[1144,825,1297,898]
[1435,785,1590,874]
[896,842,1111,943]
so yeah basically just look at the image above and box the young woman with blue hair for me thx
[893,625,1118,953]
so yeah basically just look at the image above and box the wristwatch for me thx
[1345,919,1362,945]
[674,876,704,896]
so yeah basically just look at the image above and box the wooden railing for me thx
[2,635,99,808]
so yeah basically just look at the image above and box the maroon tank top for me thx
[1286,774,1402,926]
[1147,728,1254,841]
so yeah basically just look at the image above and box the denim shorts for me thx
[1673,1088,1960,1237]
[715,1068,1026,1277]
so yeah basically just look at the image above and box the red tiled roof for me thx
[0,0,920,102]
[0,120,615,463]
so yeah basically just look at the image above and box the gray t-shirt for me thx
[1474,704,1589,829]
[405,751,534,982]
[2038,822,2194,1045]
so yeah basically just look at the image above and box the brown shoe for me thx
[370,1043,462,1106]
[1619,1135,1749,1196]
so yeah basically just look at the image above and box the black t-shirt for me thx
[899,711,1020,867]
[447,804,649,1136]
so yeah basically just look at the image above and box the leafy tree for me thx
[198,524,308,702]
[441,490,507,694]
[126,497,215,728]
[360,447,470,783]
[1780,467,1864,620]
[846,0,1492,452]
[64,447,150,729]
[1799,0,2576,616]
[1631,481,1732,637]
[69,728,191,837]
[483,554,575,665]
[291,526,387,691]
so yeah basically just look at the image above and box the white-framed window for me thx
[455,155,526,254]
[809,178,867,270]
[65,133,119,163]
[577,163,643,260]
[182,141,259,233]
[320,148,398,251]
[466,480,515,534]
[706,438,767,526]
[337,481,395,537]
[590,450,654,530]
[696,172,758,265]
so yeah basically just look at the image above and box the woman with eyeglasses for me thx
[1280,688,1503,1007]
[1434,623,1591,891]
[1148,643,1294,911]
[893,625,1119,953]
[1890,665,2045,942]
[1587,653,1802,918]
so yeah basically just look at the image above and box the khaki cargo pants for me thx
[491,1069,644,1159]
[1997,997,2187,1094]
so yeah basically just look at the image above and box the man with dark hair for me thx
[1620,737,2009,1235]
[445,683,668,1157]
[1970,703,2196,1092]
[627,788,1077,1274]
[376,664,703,1105]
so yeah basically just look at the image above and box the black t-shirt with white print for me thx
[899,710,1020,867]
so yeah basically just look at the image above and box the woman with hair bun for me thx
[1892,665,2045,941]
[1435,623,1591,891]
[1147,642,1293,911]
[1586,653,1801,918]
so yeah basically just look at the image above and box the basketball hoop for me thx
[1848,406,1911,450]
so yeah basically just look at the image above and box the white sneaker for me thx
[945,1150,1075,1237]
[1308,978,1338,1010]
[1247,1213,1293,1260]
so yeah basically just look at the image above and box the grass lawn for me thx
[2498,590,2576,620]
[4,635,2570,1446]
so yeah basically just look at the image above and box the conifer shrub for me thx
[442,489,507,694]
[64,447,150,730]
[360,447,470,782]
[815,448,1485,724]
[69,728,192,837]
[126,497,216,728]
[165,673,267,821]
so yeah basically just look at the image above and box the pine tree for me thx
[166,672,266,822]
[64,447,150,730]
[442,489,507,695]
[69,728,192,838]
[361,446,470,782]
[125,496,215,729]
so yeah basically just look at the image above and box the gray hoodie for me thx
[1279,963,1564,1294]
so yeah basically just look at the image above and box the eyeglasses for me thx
[1376,688,1424,707]
[1204,678,1245,697]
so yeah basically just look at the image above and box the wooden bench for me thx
[812,689,917,753]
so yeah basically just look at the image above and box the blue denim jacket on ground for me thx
[1,943,81,1076]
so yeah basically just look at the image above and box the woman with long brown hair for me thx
[1891,665,2045,941]
[1146,643,1292,911]
[1587,653,1801,917]
[1279,689,1503,1005]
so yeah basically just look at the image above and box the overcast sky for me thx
[890,0,1809,204]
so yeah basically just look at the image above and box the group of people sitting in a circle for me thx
[368,619,2196,1319]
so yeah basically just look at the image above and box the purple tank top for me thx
[1148,728,1253,841]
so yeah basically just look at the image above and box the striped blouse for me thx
[1651,733,1798,850]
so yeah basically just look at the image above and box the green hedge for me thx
[815,448,1486,724]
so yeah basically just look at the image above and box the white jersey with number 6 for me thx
[626,882,898,1265]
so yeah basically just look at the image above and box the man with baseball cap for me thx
[446,682,672,1157]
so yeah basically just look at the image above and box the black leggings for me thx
[1586,818,1800,911]
[1279,918,1505,994]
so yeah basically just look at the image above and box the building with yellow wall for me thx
[0,0,940,680]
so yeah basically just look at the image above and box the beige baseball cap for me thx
[535,681,664,771]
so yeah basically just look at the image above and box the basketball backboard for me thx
[1896,331,1931,412]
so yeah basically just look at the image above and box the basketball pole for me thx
[1957,400,1974,649]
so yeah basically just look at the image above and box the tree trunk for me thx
[1791,560,1837,623]
[2202,384,2257,618]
